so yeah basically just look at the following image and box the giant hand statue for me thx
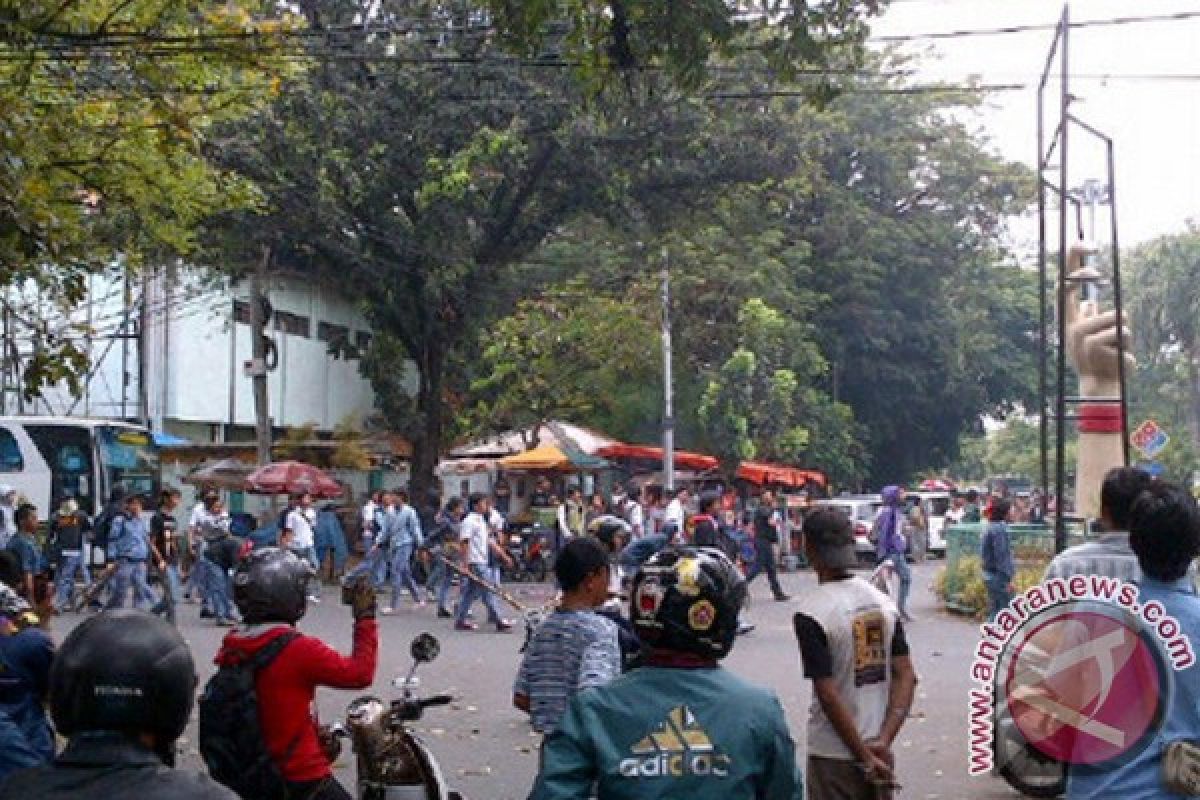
[1064,243,1134,519]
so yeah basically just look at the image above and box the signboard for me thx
[1131,419,1170,460]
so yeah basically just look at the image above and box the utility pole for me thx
[137,269,150,428]
[251,246,272,466]
[661,247,675,491]
[120,271,131,420]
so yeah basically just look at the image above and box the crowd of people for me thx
[0,465,1196,799]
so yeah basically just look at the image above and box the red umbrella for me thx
[245,461,343,499]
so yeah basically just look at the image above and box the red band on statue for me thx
[1078,403,1123,434]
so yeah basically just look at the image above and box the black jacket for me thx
[0,733,236,800]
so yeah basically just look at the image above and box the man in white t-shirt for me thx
[282,491,321,602]
[662,488,687,542]
[454,493,512,632]
[793,507,918,800]
[624,486,645,539]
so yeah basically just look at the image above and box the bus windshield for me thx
[97,426,161,500]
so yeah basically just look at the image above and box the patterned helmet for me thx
[630,546,747,659]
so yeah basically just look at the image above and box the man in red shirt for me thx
[216,548,377,799]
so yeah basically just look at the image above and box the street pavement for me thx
[52,561,1023,800]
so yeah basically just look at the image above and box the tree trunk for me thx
[410,341,445,503]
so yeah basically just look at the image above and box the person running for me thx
[746,491,789,602]
[871,486,913,621]
[514,537,620,735]
[358,490,386,587]
[50,495,91,613]
[150,488,183,624]
[530,546,802,799]
[1067,481,1200,798]
[313,501,348,582]
[184,489,219,610]
[282,492,321,604]
[104,495,158,611]
[794,508,918,800]
[216,549,377,800]
[980,497,1014,621]
[199,507,239,627]
[426,496,464,618]
[454,493,513,632]
[377,489,424,614]
[0,609,236,799]
[0,553,53,781]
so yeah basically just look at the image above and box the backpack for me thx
[199,631,300,800]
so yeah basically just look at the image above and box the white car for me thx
[812,495,883,560]
[913,491,952,557]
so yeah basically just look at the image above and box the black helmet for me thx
[630,546,747,659]
[51,610,195,752]
[234,547,312,624]
[587,514,630,549]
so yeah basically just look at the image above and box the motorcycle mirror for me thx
[410,632,440,663]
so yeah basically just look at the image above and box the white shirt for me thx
[188,502,208,532]
[460,511,490,565]
[664,498,685,528]
[627,501,645,537]
[488,508,506,533]
[361,500,377,533]
[795,577,900,760]
[285,507,316,549]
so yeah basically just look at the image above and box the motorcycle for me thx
[502,524,551,583]
[331,633,466,800]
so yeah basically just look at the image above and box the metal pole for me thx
[252,246,272,467]
[661,247,675,491]
[1054,5,1070,554]
[1107,141,1131,466]
[137,269,150,428]
[1036,61,1049,517]
[121,271,131,420]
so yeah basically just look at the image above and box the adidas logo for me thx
[618,706,732,778]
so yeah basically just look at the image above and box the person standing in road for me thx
[377,489,424,615]
[871,486,912,621]
[184,490,219,611]
[1044,466,1156,583]
[50,496,91,613]
[282,492,321,604]
[104,495,158,611]
[556,487,584,550]
[794,508,918,800]
[980,498,1015,621]
[454,494,513,633]
[662,488,688,542]
[746,491,789,602]
[961,489,982,524]
[313,501,348,582]
[426,497,464,618]
[150,488,183,624]
[623,487,645,539]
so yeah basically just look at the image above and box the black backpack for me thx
[199,631,300,800]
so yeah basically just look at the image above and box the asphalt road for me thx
[52,561,1022,800]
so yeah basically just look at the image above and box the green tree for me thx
[1,1,296,397]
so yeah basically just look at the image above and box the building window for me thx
[318,321,349,344]
[232,299,252,324]
[274,311,310,337]
[355,331,373,352]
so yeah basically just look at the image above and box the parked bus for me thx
[0,417,161,516]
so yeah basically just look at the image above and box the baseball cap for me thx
[804,508,858,570]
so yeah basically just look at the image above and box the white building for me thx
[11,267,399,443]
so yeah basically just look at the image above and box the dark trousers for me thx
[288,777,354,800]
[746,538,785,597]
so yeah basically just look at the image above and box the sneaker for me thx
[437,607,453,618]
[426,591,437,603]
[454,621,478,631]
[737,622,756,635]
[308,595,321,604]
[199,609,215,619]
[773,593,791,602]
[380,607,395,615]
[495,619,514,633]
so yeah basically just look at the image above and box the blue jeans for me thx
[455,563,503,625]
[153,565,181,624]
[427,554,455,610]
[887,552,912,615]
[290,546,321,597]
[54,552,89,611]
[205,558,235,620]
[389,545,421,608]
[105,560,157,610]
[984,572,1013,621]
[346,547,388,588]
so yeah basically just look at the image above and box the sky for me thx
[868,0,1200,251]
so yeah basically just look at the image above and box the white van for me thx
[913,490,952,556]
[0,417,161,517]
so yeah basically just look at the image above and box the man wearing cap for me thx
[793,508,918,800]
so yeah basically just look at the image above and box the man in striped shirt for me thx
[1044,466,1151,583]
[514,537,620,735]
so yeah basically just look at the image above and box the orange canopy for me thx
[596,444,719,472]
[736,461,828,489]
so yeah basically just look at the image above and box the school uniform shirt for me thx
[107,515,150,562]
[793,576,909,761]
[514,609,620,734]
[460,512,490,566]
[285,508,316,550]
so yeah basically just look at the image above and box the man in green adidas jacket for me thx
[529,546,802,800]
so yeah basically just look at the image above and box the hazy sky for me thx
[869,0,1200,249]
